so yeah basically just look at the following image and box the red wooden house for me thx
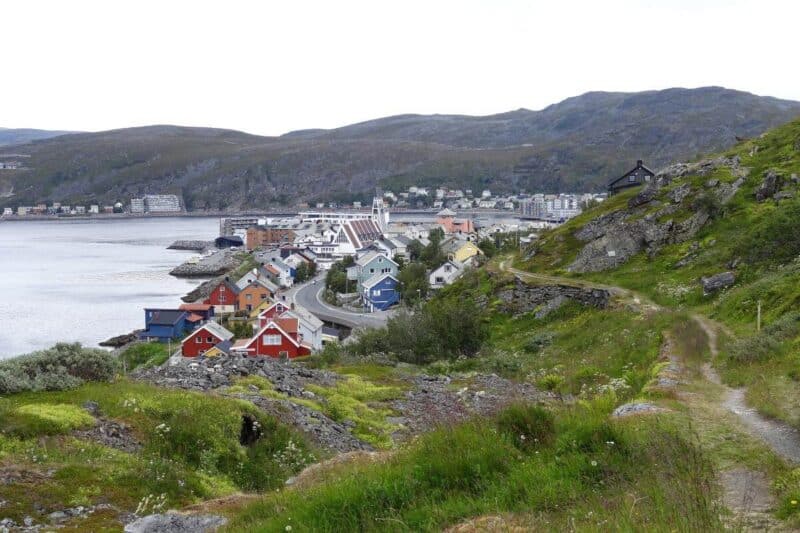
[256,301,291,327]
[180,322,235,357]
[204,279,240,314]
[233,317,311,359]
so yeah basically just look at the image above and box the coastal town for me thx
[137,193,542,360]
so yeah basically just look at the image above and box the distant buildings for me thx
[130,194,182,214]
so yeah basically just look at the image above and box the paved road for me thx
[292,276,391,330]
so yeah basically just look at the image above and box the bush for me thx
[524,331,554,354]
[350,297,487,364]
[496,404,555,449]
[0,343,118,394]
[727,312,800,363]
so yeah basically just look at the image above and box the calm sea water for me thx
[0,217,219,359]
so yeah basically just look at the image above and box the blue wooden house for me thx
[362,274,400,312]
[139,308,194,342]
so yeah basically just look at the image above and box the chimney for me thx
[637,160,643,167]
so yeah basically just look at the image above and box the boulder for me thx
[628,186,658,208]
[700,271,735,294]
[612,402,667,418]
[124,512,226,533]
[668,183,692,204]
[755,170,783,201]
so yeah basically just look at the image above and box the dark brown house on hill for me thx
[608,160,655,195]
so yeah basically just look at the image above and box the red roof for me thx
[275,317,298,334]
[180,303,213,312]
[265,264,281,276]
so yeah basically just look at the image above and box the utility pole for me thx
[757,300,762,332]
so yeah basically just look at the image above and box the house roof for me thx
[434,259,465,273]
[281,304,324,329]
[242,279,275,293]
[146,309,187,326]
[207,339,233,355]
[186,313,204,323]
[218,279,241,295]
[437,208,456,217]
[322,326,340,337]
[182,321,235,344]
[356,250,397,268]
[608,160,656,187]
[179,303,213,312]
[257,301,290,318]
[275,317,299,334]
[362,273,399,290]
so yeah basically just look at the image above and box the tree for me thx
[407,240,424,262]
[325,256,355,294]
[478,238,497,258]
[398,262,429,306]
[295,262,310,283]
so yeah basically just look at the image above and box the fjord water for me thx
[0,217,218,359]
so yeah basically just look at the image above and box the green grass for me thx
[120,342,172,371]
[227,401,721,532]
[0,379,314,528]
[7,403,96,436]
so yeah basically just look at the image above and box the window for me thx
[195,337,202,344]
[628,175,636,183]
[370,268,375,273]
[220,285,226,292]
[262,334,282,345]
[373,289,381,297]
[435,276,444,283]
[207,336,214,343]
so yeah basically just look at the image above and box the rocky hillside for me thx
[1,87,799,210]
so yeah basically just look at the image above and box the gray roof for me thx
[200,321,235,341]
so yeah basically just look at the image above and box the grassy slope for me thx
[517,118,800,430]
[0,379,315,529]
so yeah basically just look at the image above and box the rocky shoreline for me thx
[167,240,214,252]
[169,249,240,278]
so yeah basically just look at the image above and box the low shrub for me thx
[727,311,800,363]
[0,343,118,394]
[496,404,555,449]
[523,331,554,354]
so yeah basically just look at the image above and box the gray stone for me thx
[701,271,736,294]
[705,178,720,188]
[124,512,226,533]
[668,183,692,204]
[774,191,794,201]
[612,402,666,418]
[497,277,610,315]
[628,186,658,208]
[48,511,67,521]
[755,169,783,202]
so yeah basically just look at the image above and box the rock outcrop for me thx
[496,277,610,315]
[700,271,736,294]
[124,512,226,533]
[567,157,747,273]
[132,355,371,453]
[755,169,783,201]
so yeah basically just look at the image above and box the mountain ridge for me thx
[2,86,799,209]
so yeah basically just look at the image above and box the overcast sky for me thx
[2,0,798,136]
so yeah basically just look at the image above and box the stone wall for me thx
[497,277,610,315]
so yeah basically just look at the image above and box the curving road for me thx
[292,276,391,330]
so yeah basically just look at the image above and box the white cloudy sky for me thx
[1,0,798,136]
